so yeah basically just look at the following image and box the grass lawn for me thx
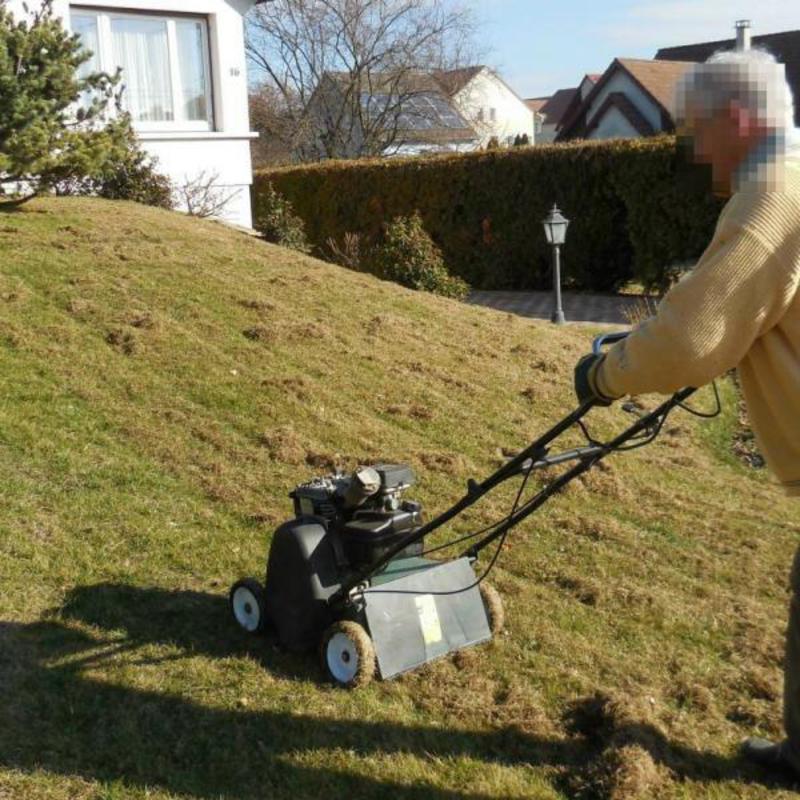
[0,197,798,799]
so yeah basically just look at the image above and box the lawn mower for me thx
[230,332,719,687]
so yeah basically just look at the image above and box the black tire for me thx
[320,620,376,688]
[479,581,505,635]
[230,578,267,634]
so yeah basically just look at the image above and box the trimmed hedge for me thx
[253,136,723,292]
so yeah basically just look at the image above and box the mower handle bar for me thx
[593,331,629,355]
[327,329,698,609]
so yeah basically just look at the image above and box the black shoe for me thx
[741,738,799,775]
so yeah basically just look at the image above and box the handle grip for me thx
[592,331,629,355]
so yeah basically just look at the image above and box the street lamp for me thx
[542,204,569,325]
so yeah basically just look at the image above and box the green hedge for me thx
[253,136,723,292]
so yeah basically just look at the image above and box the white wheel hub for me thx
[232,585,261,632]
[326,632,359,684]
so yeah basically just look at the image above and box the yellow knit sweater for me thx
[597,162,800,496]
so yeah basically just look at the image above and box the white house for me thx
[441,66,535,147]
[6,0,261,227]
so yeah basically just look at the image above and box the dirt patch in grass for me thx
[259,425,307,464]
[128,311,156,329]
[290,321,331,341]
[416,450,466,475]
[584,744,666,800]
[305,450,342,472]
[263,376,312,402]
[243,325,276,343]
[105,328,137,355]
[553,573,602,606]
[385,403,433,421]
[239,298,276,314]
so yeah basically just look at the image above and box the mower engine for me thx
[290,464,425,567]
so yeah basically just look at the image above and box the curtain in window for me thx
[111,18,173,122]
[175,20,208,122]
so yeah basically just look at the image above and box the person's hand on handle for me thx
[574,353,615,407]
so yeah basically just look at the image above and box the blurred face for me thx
[679,101,769,197]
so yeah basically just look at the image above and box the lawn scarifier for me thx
[230,332,721,688]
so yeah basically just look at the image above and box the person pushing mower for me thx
[574,48,800,775]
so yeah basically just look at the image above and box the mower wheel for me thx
[479,581,505,635]
[320,620,376,688]
[230,578,267,634]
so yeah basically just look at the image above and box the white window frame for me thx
[70,6,214,132]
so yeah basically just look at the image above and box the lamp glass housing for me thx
[543,204,569,245]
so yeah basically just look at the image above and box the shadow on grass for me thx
[0,583,796,799]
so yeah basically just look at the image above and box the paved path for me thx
[467,290,658,325]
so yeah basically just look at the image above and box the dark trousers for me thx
[785,546,800,767]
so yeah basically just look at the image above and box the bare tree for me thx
[174,171,240,219]
[246,0,482,160]
[249,84,298,167]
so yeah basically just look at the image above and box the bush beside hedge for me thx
[253,137,724,292]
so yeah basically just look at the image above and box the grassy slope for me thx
[0,197,797,800]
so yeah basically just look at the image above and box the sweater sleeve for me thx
[597,221,799,398]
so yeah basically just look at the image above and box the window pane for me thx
[72,12,101,112]
[111,17,173,122]
[72,13,100,77]
[175,20,209,122]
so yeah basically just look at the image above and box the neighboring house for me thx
[306,70,478,159]
[656,21,800,126]
[6,0,262,227]
[306,65,531,159]
[524,98,548,141]
[438,66,534,147]
[526,74,599,143]
[556,59,694,141]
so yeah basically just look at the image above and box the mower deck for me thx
[363,556,491,680]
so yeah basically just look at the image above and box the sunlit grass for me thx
[0,197,797,799]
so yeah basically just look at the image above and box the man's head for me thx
[675,49,796,196]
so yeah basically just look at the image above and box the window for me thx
[70,8,213,130]
[489,108,497,123]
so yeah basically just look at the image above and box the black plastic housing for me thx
[264,519,341,651]
[339,504,424,566]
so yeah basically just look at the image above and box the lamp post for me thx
[542,204,569,325]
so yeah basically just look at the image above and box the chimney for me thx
[735,19,751,51]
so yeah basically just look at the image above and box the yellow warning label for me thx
[415,594,443,645]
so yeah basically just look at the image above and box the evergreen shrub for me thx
[373,212,469,299]
[253,182,311,253]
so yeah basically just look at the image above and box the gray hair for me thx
[675,48,797,145]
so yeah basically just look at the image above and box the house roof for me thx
[656,29,800,125]
[537,88,579,127]
[557,58,695,140]
[317,71,477,144]
[616,58,695,116]
[524,97,549,113]
[435,66,486,95]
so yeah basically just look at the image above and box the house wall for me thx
[587,106,641,140]
[585,71,663,136]
[453,70,535,147]
[536,124,558,144]
[5,0,257,227]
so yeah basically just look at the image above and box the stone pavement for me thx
[467,290,658,325]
